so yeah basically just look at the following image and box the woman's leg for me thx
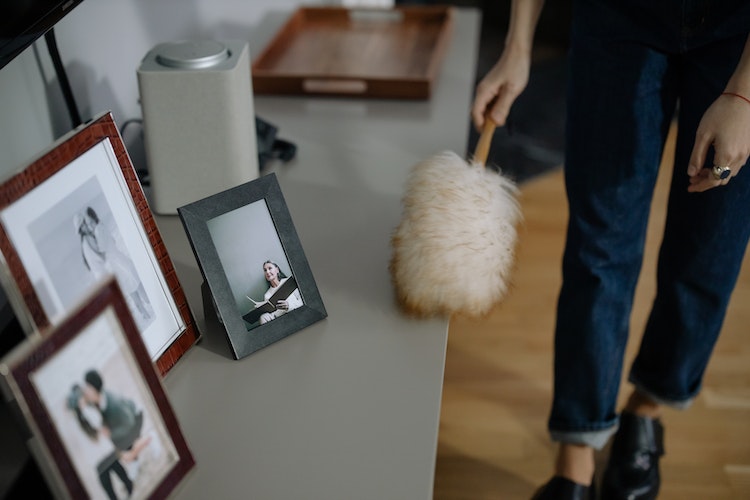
[110,459,134,496]
[629,32,750,414]
[550,3,678,457]
[600,30,750,500]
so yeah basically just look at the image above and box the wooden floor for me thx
[434,124,750,499]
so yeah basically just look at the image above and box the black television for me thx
[0,0,85,70]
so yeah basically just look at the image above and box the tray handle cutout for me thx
[348,9,404,23]
[303,79,368,94]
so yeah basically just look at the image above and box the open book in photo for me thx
[242,276,298,324]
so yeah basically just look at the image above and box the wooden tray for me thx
[251,6,453,99]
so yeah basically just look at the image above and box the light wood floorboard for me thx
[435,125,750,499]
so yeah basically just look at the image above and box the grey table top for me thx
[158,8,480,499]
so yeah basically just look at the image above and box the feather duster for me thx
[390,122,521,318]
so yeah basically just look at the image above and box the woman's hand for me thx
[471,45,532,131]
[276,299,289,311]
[688,93,750,192]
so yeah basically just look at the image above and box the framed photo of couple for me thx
[0,112,199,375]
[178,173,327,360]
[0,279,194,499]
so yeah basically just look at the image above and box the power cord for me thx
[44,27,82,128]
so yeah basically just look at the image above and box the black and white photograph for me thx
[0,280,194,499]
[206,199,303,330]
[179,173,326,359]
[29,176,155,333]
[0,113,199,375]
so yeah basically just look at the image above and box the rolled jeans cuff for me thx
[629,377,695,410]
[550,425,618,451]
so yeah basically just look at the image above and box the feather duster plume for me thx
[390,139,521,317]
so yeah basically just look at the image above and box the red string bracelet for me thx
[722,92,750,106]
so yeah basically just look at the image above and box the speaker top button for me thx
[155,40,230,69]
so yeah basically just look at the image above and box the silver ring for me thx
[712,164,731,181]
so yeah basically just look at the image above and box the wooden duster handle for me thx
[473,118,497,167]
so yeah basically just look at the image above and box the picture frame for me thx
[0,112,199,375]
[0,279,195,499]
[178,173,327,360]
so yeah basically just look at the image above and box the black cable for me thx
[118,118,151,186]
[119,118,143,136]
[44,27,82,128]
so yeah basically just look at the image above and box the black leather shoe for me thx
[531,476,595,500]
[601,411,665,500]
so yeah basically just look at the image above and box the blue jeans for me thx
[550,0,750,449]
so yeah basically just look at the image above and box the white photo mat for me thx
[0,138,182,360]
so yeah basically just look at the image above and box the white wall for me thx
[0,48,58,174]
[0,0,336,176]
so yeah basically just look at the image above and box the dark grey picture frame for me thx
[177,173,326,360]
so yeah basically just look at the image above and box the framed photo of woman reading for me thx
[178,173,327,360]
[0,112,199,375]
[0,279,194,500]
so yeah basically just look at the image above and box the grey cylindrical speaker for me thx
[137,40,259,214]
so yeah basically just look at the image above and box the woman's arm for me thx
[688,35,750,192]
[471,0,545,130]
[285,289,303,310]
